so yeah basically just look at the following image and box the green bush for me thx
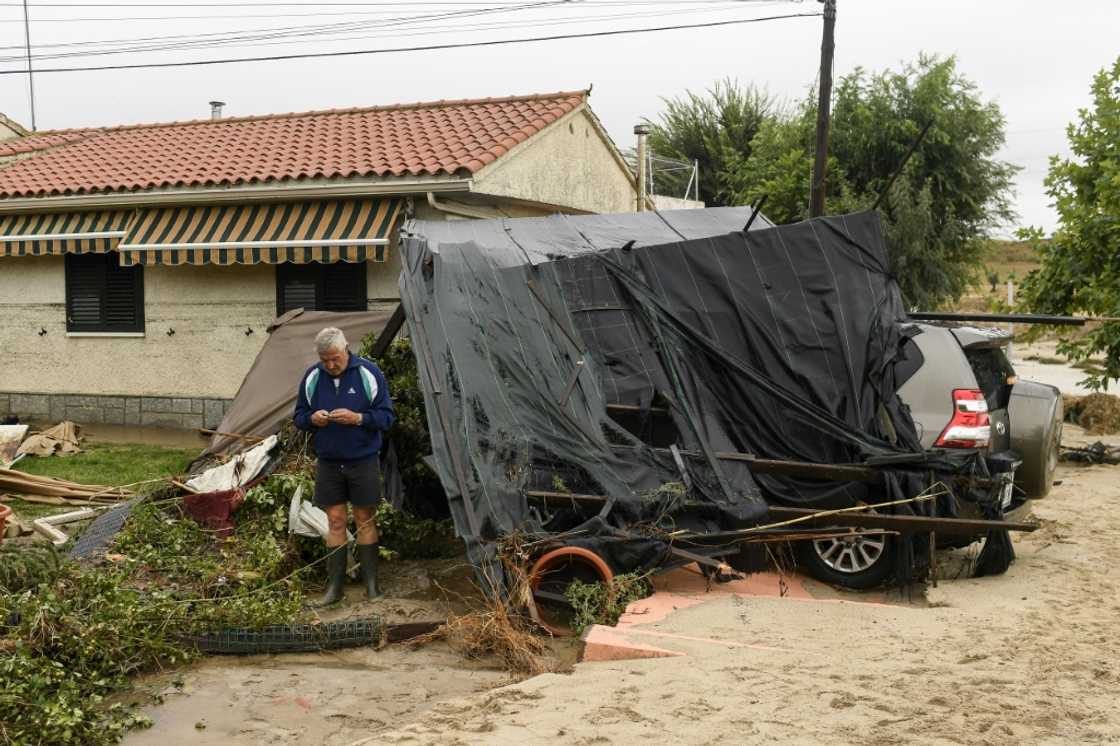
[359,335,446,516]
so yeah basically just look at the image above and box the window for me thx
[64,253,144,333]
[276,262,368,315]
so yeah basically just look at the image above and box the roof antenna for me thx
[743,195,768,232]
[872,120,933,211]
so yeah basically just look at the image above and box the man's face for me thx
[319,346,349,377]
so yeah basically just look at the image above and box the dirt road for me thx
[372,425,1120,745]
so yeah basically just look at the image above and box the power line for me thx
[0,11,820,74]
[0,0,796,5]
[0,1,751,59]
[0,0,798,19]
[0,0,556,58]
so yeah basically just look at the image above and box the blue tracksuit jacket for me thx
[293,354,395,463]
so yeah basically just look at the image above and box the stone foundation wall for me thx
[0,391,232,431]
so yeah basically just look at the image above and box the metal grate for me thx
[184,618,382,655]
[69,497,142,560]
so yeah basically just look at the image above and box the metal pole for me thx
[22,0,36,131]
[1007,279,1015,360]
[634,124,650,212]
[808,0,836,217]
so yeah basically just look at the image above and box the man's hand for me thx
[328,408,363,426]
[310,409,331,427]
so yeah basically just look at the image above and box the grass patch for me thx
[12,443,198,488]
[985,238,1042,267]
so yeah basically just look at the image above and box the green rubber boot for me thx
[356,542,382,599]
[312,545,348,608]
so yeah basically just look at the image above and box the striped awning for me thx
[117,198,402,266]
[0,210,134,256]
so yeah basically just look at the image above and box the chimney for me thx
[633,124,650,212]
[209,100,226,120]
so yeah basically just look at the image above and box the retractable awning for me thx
[117,198,403,266]
[0,210,134,256]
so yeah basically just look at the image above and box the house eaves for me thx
[0,175,472,214]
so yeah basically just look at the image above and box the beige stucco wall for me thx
[368,246,402,300]
[472,108,637,215]
[0,115,25,140]
[1,256,400,399]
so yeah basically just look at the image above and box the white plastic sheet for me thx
[186,434,279,493]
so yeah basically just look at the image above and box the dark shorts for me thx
[314,458,382,508]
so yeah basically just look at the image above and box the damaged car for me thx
[801,323,1062,588]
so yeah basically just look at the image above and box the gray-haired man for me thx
[294,327,395,606]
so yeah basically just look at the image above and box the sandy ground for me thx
[121,558,522,746]
[365,425,1120,745]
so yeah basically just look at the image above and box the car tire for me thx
[797,531,896,589]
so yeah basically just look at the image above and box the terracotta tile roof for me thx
[0,129,95,157]
[0,90,588,199]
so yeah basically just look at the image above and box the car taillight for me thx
[935,389,990,448]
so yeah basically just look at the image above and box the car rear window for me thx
[965,347,1015,411]
[894,336,925,389]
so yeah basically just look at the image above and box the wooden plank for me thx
[765,506,1037,535]
[714,453,875,481]
[383,621,444,643]
[525,490,1037,536]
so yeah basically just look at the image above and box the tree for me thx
[645,79,776,206]
[723,55,1018,309]
[1019,57,1120,390]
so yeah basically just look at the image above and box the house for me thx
[0,91,640,430]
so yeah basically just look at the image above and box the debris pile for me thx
[1066,392,1120,434]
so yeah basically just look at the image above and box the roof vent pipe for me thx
[633,123,650,212]
[209,100,226,120]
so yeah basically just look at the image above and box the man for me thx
[294,327,395,607]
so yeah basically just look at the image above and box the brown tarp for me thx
[203,308,394,457]
[0,468,130,502]
[17,421,82,458]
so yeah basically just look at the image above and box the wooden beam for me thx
[368,303,406,359]
[524,490,1037,536]
[763,506,1037,536]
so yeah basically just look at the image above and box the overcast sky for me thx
[0,0,1114,234]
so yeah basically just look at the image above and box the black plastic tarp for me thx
[400,209,988,579]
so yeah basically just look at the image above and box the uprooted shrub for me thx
[241,470,461,565]
[564,573,654,636]
[411,550,558,675]
[0,496,306,746]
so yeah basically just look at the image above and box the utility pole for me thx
[808,0,836,217]
[22,0,36,131]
